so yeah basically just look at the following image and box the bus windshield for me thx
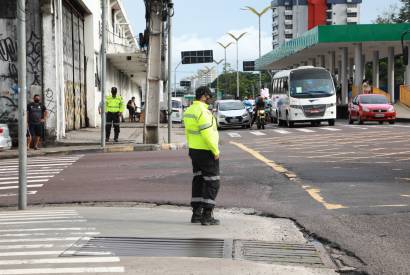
[290,69,335,98]
[172,100,182,108]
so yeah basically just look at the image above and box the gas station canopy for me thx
[256,24,410,71]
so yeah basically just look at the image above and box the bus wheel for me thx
[328,119,335,126]
[311,121,321,127]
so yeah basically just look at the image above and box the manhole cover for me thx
[65,237,328,267]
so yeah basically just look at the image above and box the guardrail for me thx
[400,85,410,108]
[372,87,391,102]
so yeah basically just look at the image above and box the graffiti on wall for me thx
[26,31,41,86]
[44,88,56,118]
[0,35,17,82]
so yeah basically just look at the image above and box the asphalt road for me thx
[0,121,409,274]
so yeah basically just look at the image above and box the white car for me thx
[0,124,12,151]
[171,98,183,123]
[214,100,251,129]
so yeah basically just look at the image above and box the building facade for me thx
[271,0,362,49]
[0,0,146,142]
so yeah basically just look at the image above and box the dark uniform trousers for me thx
[106,112,120,140]
[189,149,220,210]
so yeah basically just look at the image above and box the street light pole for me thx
[174,61,182,97]
[242,6,270,93]
[101,0,107,148]
[214,59,224,98]
[227,32,247,99]
[167,1,174,144]
[17,0,27,210]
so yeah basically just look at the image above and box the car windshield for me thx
[172,100,182,108]
[360,95,388,104]
[290,69,335,98]
[219,101,244,111]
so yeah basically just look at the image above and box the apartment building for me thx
[271,0,362,49]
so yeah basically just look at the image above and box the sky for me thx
[122,0,402,83]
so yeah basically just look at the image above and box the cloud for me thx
[172,26,272,81]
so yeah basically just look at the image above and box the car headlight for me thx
[219,115,225,119]
[242,113,248,117]
[290,105,302,110]
[388,106,395,112]
[326,103,335,108]
[362,106,370,112]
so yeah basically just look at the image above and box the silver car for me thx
[0,124,12,151]
[214,100,251,129]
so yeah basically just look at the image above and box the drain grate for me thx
[69,237,229,259]
[66,237,327,267]
[234,240,325,267]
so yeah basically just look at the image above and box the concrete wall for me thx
[0,0,42,141]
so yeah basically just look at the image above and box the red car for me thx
[348,94,396,125]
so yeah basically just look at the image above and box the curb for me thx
[0,143,186,159]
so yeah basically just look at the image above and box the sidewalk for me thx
[0,205,339,275]
[395,102,410,122]
[0,123,186,159]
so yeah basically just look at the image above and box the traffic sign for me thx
[181,50,213,64]
[243,61,255,71]
[180,81,191,87]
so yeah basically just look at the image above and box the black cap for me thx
[195,86,212,100]
[111,87,118,93]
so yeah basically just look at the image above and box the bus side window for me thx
[283,78,289,93]
[279,78,283,94]
[274,79,278,94]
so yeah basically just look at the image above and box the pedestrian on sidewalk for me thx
[183,86,221,226]
[27,94,48,150]
[105,87,124,142]
[127,97,137,122]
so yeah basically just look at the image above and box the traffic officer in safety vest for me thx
[183,86,220,226]
[105,87,124,142]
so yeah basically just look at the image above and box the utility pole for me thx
[144,0,163,144]
[17,0,27,210]
[167,1,174,144]
[213,59,224,98]
[217,42,233,96]
[101,0,107,148]
[227,32,247,99]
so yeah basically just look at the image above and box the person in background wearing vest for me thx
[183,86,220,226]
[27,94,48,150]
[105,87,124,142]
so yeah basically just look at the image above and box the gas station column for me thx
[328,51,335,74]
[341,47,348,104]
[406,42,410,86]
[354,43,363,95]
[372,51,380,89]
[318,55,325,68]
[388,47,395,102]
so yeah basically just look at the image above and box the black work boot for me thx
[191,207,202,224]
[201,208,220,226]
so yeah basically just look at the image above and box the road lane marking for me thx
[0,232,99,238]
[230,141,348,210]
[0,213,79,219]
[273,129,290,134]
[0,257,120,266]
[0,176,54,181]
[0,245,54,250]
[0,216,83,222]
[0,267,124,274]
[227,132,241,138]
[0,227,95,232]
[320,127,341,131]
[0,220,87,225]
[302,187,347,210]
[0,191,37,198]
[250,131,266,136]
[401,195,410,198]
[0,237,89,243]
[0,180,48,185]
[296,129,315,133]
[0,185,44,190]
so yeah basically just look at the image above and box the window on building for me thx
[285,34,293,39]
[347,4,357,8]
[347,13,358,17]
[285,24,293,30]
[285,15,293,20]
[285,5,292,11]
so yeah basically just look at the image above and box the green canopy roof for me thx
[256,24,410,71]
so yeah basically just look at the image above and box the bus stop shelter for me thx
[256,24,410,105]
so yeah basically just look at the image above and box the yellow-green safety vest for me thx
[106,95,125,113]
[183,101,219,156]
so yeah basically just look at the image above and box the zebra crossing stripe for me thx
[0,185,44,190]
[227,133,241,138]
[320,127,341,131]
[250,131,266,136]
[296,129,315,133]
[0,266,124,274]
[273,129,290,134]
[0,257,120,265]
